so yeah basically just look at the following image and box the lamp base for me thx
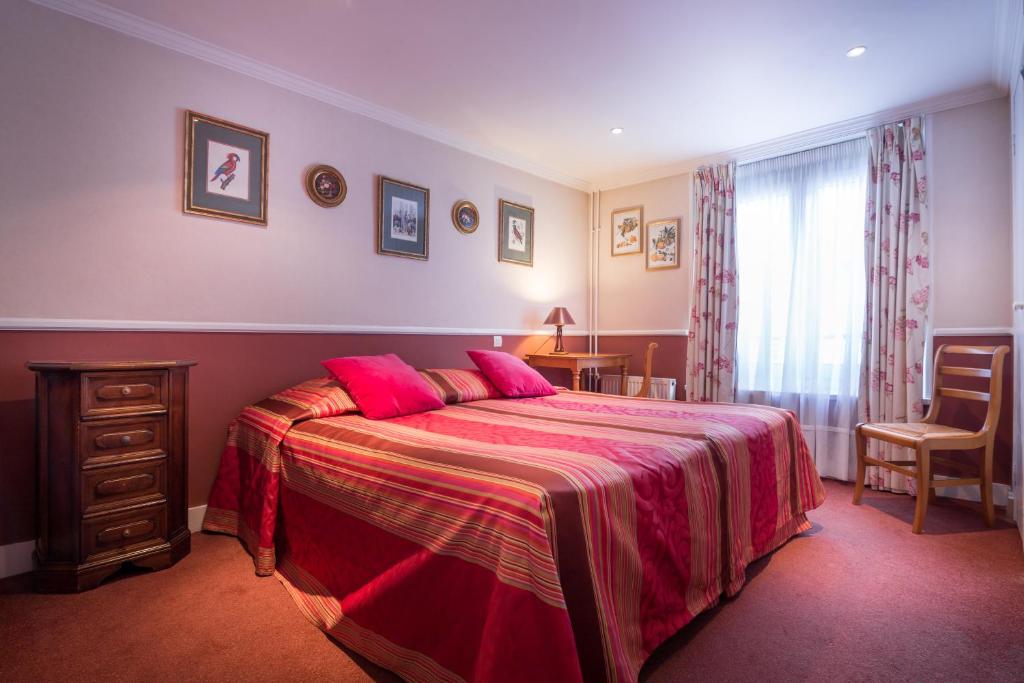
[551,325,567,354]
[549,350,569,355]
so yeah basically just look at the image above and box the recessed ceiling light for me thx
[610,127,624,135]
[846,45,866,58]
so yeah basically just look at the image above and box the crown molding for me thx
[0,316,594,336]
[994,0,1024,91]
[27,0,592,192]
[596,329,689,337]
[594,83,1007,191]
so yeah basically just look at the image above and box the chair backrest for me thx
[924,344,1009,437]
[632,342,659,398]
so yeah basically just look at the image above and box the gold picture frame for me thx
[183,110,269,226]
[377,176,430,260]
[611,205,643,256]
[645,217,682,270]
[305,164,347,208]
[451,200,479,234]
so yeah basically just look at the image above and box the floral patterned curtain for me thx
[686,163,738,402]
[859,117,931,494]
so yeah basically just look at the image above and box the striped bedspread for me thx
[204,377,824,682]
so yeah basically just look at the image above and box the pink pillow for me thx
[321,354,444,420]
[466,349,557,398]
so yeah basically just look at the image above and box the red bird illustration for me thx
[210,152,240,183]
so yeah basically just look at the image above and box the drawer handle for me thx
[95,473,155,497]
[97,519,154,545]
[96,383,156,402]
[95,428,154,450]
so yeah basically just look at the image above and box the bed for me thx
[203,372,825,682]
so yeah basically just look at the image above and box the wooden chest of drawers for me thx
[28,360,196,592]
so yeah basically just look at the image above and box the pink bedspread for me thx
[204,379,825,682]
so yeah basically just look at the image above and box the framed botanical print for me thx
[377,176,429,260]
[611,205,643,256]
[646,218,681,270]
[451,200,479,234]
[498,199,534,266]
[184,111,268,226]
[305,164,347,208]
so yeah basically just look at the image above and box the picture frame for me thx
[183,110,268,226]
[305,164,347,208]
[498,199,534,267]
[377,176,429,260]
[611,205,643,256]
[451,200,479,234]
[645,218,682,270]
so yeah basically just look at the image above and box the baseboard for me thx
[936,482,1011,507]
[1,504,209,579]
[0,541,35,580]
[188,504,207,533]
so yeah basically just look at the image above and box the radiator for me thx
[599,374,677,399]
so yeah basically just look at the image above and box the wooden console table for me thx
[525,352,630,393]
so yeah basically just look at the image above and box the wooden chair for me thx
[853,344,1009,533]
[632,342,658,398]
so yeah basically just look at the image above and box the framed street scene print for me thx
[377,176,429,260]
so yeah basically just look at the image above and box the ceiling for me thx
[83,0,1010,189]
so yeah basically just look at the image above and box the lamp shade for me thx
[543,307,575,326]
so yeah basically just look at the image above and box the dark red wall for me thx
[1,330,1011,546]
[595,335,687,400]
[0,329,587,545]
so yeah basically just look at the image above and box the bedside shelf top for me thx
[27,360,198,371]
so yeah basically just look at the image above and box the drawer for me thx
[82,504,167,563]
[81,370,168,418]
[81,415,167,469]
[81,460,166,516]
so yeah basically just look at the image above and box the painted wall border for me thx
[0,317,593,336]
[933,327,1013,336]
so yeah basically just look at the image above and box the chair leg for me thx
[981,442,995,528]
[852,426,867,505]
[912,447,931,534]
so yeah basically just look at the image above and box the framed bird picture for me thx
[498,199,534,267]
[184,110,269,226]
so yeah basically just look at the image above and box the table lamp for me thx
[543,307,575,354]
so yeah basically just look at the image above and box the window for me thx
[735,138,868,398]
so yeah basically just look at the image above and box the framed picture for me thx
[184,110,268,226]
[451,200,479,234]
[611,205,643,256]
[305,164,347,208]
[377,176,429,260]
[646,218,682,270]
[498,200,534,267]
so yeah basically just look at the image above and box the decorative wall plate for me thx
[451,200,479,234]
[305,164,347,208]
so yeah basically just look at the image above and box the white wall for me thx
[595,97,1014,335]
[0,1,588,332]
[929,97,1013,329]
[597,173,692,332]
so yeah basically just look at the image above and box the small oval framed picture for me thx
[305,164,347,208]
[451,200,479,234]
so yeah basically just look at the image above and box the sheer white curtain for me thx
[735,139,868,480]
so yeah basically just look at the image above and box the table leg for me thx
[571,370,581,392]
[620,364,628,396]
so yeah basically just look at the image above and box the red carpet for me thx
[1,480,1021,682]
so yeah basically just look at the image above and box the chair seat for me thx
[860,421,976,447]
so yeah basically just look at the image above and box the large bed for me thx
[203,372,825,682]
